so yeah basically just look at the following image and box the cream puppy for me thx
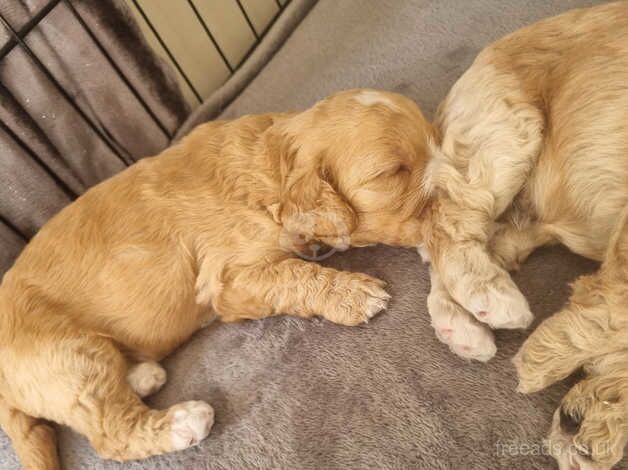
[411,2,628,468]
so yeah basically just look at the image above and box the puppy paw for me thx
[455,270,533,330]
[127,361,167,398]
[170,401,214,451]
[512,345,559,394]
[323,273,390,326]
[428,289,497,362]
[513,351,541,393]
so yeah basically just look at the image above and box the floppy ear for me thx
[278,163,357,248]
[263,114,357,248]
[269,152,357,249]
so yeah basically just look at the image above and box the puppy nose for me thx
[559,407,582,434]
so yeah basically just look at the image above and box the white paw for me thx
[170,401,214,451]
[127,362,167,398]
[364,290,391,320]
[428,290,497,362]
[449,267,533,329]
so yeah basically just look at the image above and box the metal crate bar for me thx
[130,0,202,104]
[0,213,28,242]
[0,9,133,166]
[235,0,260,40]
[187,0,234,74]
[0,81,80,199]
[0,118,77,200]
[0,0,60,60]
[234,0,290,71]
[61,0,172,140]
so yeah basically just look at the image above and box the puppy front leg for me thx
[514,298,628,394]
[426,87,544,329]
[425,198,533,330]
[427,268,497,362]
[516,211,628,393]
[213,257,390,326]
[424,221,551,361]
[488,221,555,271]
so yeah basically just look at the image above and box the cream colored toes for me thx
[127,361,167,398]
[323,273,390,326]
[448,264,533,330]
[428,285,497,362]
[169,401,214,451]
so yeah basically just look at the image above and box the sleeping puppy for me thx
[407,1,628,468]
[0,89,433,469]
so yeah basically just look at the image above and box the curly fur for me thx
[408,2,628,468]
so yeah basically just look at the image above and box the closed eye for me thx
[373,163,411,180]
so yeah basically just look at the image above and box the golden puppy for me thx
[0,89,433,468]
[403,1,628,468]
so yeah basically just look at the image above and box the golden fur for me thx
[0,89,433,468]
[411,2,628,469]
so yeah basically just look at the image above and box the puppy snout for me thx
[559,407,583,435]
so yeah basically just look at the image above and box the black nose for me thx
[559,407,582,435]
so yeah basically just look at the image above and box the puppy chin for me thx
[320,235,351,251]
[278,230,338,260]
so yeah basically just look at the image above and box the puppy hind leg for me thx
[0,397,59,470]
[5,335,213,462]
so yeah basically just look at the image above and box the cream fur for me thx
[412,2,628,468]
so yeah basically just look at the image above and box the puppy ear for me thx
[279,164,357,248]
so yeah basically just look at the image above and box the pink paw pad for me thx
[439,328,453,338]
[477,311,489,318]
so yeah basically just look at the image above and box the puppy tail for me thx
[0,397,60,470]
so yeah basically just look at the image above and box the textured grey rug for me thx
[2,0,622,469]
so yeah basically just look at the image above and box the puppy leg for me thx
[515,211,628,393]
[427,206,533,330]
[427,268,496,362]
[212,257,390,326]
[4,334,213,461]
[424,222,550,361]
[488,221,554,271]
[513,301,609,393]
[127,361,167,398]
[513,271,628,393]
[0,397,59,470]
[426,89,544,329]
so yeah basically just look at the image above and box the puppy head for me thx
[269,89,435,256]
[547,359,628,470]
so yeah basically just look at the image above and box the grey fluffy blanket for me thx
[2,0,623,469]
